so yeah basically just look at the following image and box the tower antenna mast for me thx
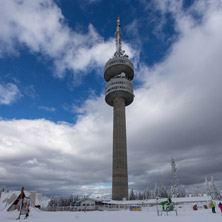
[115,17,122,57]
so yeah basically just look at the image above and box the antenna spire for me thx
[115,17,122,57]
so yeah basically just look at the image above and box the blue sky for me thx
[0,0,179,123]
[0,0,222,197]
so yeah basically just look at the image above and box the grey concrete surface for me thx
[112,97,128,200]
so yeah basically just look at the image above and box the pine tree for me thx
[143,187,152,200]
[192,185,198,197]
[159,185,168,198]
[138,192,143,200]
[208,176,221,200]
[205,177,210,196]
[178,185,186,197]
[129,189,136,200]
[154,183,160,198]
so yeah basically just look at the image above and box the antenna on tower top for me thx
[117,17,120,26]
[114,17,128,58]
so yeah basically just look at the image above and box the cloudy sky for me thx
[0,0,222,198]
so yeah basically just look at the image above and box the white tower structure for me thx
[104,17,134,200]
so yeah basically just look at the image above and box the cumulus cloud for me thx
[0,95,113,195]
[0,0,222,196]
[0,0,136,80]
[0,83,21,105]
[127,0,222,190]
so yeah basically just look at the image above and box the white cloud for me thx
[38,106,56,112]
[0,83,21,105]
[126,0,222,188]
[0,97,113,194]
[0,0,137,80]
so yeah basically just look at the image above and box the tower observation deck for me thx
[104,17,134,200]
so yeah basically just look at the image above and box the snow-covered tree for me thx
[206,176,221,200]
[159,185,168,198]
[177,185,186,197]
[138,192,143,200]
[129,189,136,200]
[154,183,160,198]
[143,187,153,200]
[205,176,210,195]
[48,197,58,208]
[47,195,81,209]
[192,185,198,197]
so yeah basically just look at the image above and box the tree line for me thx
[47,195,82,207]
[129,183,186,200]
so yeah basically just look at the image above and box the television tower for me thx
[104,17,134,200]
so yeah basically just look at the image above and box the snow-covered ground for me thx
[1,206,222,222]
[1,192,221,222]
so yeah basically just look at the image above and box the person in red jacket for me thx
[218,202,222,213]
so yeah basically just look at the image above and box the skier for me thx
[210,200,216,213]
[218,202,222,213]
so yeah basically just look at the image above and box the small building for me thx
[78,198,102,211]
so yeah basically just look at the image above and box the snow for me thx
[1,205,222,222]
[1,193,221,221]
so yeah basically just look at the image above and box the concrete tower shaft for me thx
[112,97,128,200]
[104,17,134,200]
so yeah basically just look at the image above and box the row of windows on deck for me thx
[82,203,95,206]
[106,86,133,93]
